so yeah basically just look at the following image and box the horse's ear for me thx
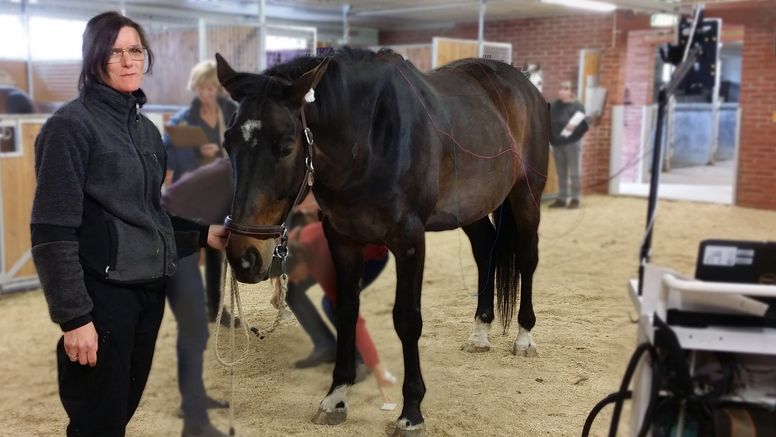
[286,57,331,107]
[216,53,250,102]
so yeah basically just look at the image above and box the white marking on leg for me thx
[241,119,262,145]
[513,326,538,357]
[461,319,491,352]
[320,385,349,412]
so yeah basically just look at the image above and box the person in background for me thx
[164,60,238,325]
[29,11,228,437]
[548,80,587,209]
[163,60,238,436]
[0,85,37,114]
[274,219,396,398]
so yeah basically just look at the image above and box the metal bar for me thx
[342,4,351,45]
[258,0,267,72]
[663,273,776,297]
[682,5,703,64]
[198,18,207,62]
[23,0,33,100]
[477,0,486,58]
[638,43,702,294]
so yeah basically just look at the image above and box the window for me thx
[0,14,27,60]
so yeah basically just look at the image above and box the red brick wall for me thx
[380,12,638,195]
[381,6,776,210]
[737,17,776,210]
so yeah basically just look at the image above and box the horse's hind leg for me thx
[461,217,497,353]
[507,184,541,357]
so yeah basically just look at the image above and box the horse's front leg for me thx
[390,217,427,436]
[311,222,363,426]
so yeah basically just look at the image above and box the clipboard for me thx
[165,125,209,148]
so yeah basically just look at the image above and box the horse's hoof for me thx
[311,407,347,425]
[462,319,491,353]
[461,341,491,353]
[513,342,538,357]
[513,326,538,357]
[393,419,426,437]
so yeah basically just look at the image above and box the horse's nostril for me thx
[241,247,262,272]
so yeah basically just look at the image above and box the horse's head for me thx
[216,53,329,283]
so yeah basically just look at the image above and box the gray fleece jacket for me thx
[30,82,207,331]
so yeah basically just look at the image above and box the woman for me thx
[165,60,238,325]
[30,12,227,437]
[549,80,587,209]
[279,221,396,396]
[163,60,237,436]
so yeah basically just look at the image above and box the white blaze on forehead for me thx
[241,119,262,144]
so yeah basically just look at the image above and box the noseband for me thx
[224,106,316,248]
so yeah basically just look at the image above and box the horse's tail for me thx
[493,198,519,330]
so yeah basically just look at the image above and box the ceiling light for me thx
[541,0,617,13]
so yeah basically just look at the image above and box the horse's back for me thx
[422,58,549,230]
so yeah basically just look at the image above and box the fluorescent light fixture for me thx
[651,13,678,28]
[541,0,617,13]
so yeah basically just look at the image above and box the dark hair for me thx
[78,11,154,91]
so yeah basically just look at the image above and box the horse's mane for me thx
[264,47,415,83]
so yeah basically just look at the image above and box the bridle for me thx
[223,105,316,260]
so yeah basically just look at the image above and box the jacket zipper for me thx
[128,103,167,277]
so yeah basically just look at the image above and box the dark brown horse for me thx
[216,48,549,436]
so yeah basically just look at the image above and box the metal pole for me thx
[258,0,267,72]
[708,43,722,165]
[120,0,126,16]
[638,87,667,294]
[22,0,33,99]
[477,0,486,58]
[198,18,207,63]
[342,4,351,45]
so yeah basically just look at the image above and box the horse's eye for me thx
[278,141,294,158]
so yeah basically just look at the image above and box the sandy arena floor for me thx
[2,195,774,436]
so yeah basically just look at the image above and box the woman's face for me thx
[195,82,219,106]
[104,26,144,94]
[558,86,572,102]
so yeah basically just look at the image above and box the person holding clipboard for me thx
[162,60,237,437]
[549,80,588,209]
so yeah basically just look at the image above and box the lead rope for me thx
[214,259,251,436]
[214,250,294,435]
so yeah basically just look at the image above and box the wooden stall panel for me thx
[545,151,559,196]
[2,121,40,277]
[433,38,477,69]
[386,45,433,72]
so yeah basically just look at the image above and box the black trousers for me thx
[57,273,166,437]
[204,247,222,318]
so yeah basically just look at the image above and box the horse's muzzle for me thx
[227,245,269,283]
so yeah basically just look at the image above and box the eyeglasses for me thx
[107,46,146,63]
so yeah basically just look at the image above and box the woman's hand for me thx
[207,225,228,250]
[199,143,220,159]
[63,322,99,367]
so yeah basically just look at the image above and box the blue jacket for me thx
[164,95,237,182]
